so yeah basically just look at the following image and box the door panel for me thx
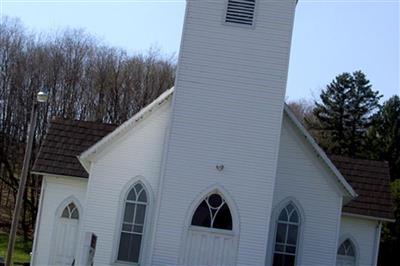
[180,228,237,266]
[336,255,356,266]
[53,218,79,266]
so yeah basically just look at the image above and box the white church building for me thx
[30,0,394,265]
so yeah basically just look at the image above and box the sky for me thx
[1,0,399,102]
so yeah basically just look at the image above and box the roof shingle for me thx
[330,155,394,220]
[32,119,117,178]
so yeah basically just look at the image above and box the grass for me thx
[0,231,32,265]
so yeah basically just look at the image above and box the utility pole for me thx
[6,92,48,266]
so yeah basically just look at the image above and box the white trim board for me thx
[342,212,395,223]
[31,171,88,180]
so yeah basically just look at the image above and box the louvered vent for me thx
[225,0,256,26]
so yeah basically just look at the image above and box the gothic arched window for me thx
[337,239,356,266]
[191,193,232,230]
[61,202,79,219]
[272,203,300,266]
[117,182,148,263]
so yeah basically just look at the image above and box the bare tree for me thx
[0,17,176,238]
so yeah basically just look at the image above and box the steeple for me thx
[152,0,297,264]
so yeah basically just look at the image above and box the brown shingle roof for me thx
[32,120,394,220]
[32,119,117,178]
[330,155,394,221]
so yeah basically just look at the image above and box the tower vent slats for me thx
[225,0,256,26]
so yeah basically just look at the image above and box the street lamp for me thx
[6,91,48,266]
[36,91,49,103]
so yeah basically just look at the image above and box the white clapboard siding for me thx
[77,101,172,265]
[31,176,87,266]
[271,113,344,266]
[339,216,379,266]
[153,0,297,265]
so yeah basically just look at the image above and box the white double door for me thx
[180,227,238,266]
[336,255,356,266]
[52,218,79,266]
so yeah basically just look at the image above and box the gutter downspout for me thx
[372,221,382,266]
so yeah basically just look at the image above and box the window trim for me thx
[189,225,235,237]
[186,186,239,234]
[61,202,79,219]
[266,197,304,266]
[112,177,154,266]
[191,192,233,230]
[53,195,83,220]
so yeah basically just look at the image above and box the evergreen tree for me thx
[368,95,400,181]
[347,71,382,155]
[379,179,400,265]
[366,96,400,265]
[311,71,381,156]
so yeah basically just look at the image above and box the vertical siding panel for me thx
[199,234,207,265]
[194,234,201,264]
[210,234,216,264]
[185,231,193,263]
[221,238,228,266]
[60,224,67,259]
[206,232,214,265]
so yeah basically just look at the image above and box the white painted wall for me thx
[31,175,87,266]
[76,101,171,265]
[270,113,344,266]
[153,0,297,265]
[339,216,379,266]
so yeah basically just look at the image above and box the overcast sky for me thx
[1,0,399,102]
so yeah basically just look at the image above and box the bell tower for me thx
[152,0,297,264]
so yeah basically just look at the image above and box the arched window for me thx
[337,239,356,266]
[191,193,232,230]
[61,202,79,219]
[117,182,148,263]
[272,203,300,266]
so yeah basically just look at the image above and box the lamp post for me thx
[6,91,48,266]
